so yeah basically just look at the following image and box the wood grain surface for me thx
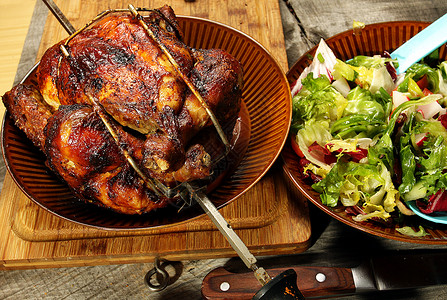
[0,0,311,270]
[0,0,35,119]
[36,0,289,69]
[2,1,447,300]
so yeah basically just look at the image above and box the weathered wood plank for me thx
[280,0,447,68]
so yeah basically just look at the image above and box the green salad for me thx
[290,40,447,226]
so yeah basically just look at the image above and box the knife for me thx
[202,251,447,299]
[390,12,447,74]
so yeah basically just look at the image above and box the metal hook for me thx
[144,258,170,291]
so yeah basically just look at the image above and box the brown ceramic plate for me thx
[1,16,291,230]
[283,21,447,244]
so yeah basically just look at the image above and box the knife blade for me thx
[390,12,447,74]
[202,251,447,299]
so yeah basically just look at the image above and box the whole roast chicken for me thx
[2,5,243,215]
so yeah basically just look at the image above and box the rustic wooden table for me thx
[1,0,447,299]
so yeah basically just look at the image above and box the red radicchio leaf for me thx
[383,51,397,81]
[345,205,365,216]
[369,217,395,227]
[326,143,368,163]
[393,157,403,186]
[416,75,429,91]
[417,189,447,214]
[343,148,368,162]
[438,114,447,129]
[308,141,337,164]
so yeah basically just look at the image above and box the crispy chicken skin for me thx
[2,84,53,150]
[44,105,168,214]
[38,12,190,133]
[2,5,243,214]
[2,89,170,214]
[37,6,243,173]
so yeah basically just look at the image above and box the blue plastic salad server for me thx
[390,13,447,224]
[406,201,447,225]
[391,13,447,74]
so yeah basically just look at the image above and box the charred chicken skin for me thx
[2,5,243,215]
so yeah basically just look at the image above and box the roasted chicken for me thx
[2,5,243,214]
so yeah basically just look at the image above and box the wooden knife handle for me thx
[202,266,355,299]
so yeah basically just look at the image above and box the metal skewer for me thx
[41,0,76,34]
[185,183,272,285]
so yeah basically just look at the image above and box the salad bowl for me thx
[283,21,447,244]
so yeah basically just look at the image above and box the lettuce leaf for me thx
[405,62,439,93]
[296,119,333,172]
[346,55,390,68]
[396,226,430,237]
[330,86,388,139]
[368,94,443,171]
[312,160,398,216]
[438,61,447,98]
[291,73,347,133]
[334,55,394,94]
[345,86,385,120]
[398,111,447,201]
[333,59,355,81]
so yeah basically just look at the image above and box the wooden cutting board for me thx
[0,0,311,270]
